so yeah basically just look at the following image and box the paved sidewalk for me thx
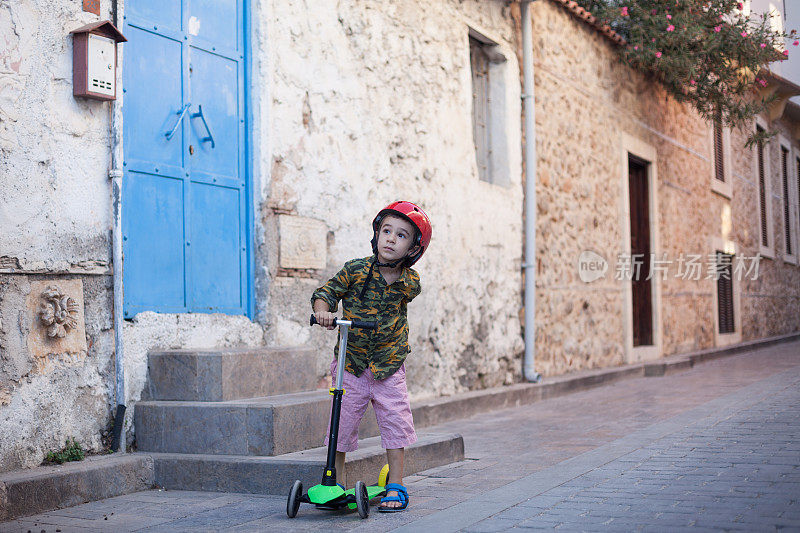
[2,339,799,532]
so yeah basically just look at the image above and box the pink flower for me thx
[757,78,767,87]
[621,6,629,16]
[784,50,790,56]
[634,45,639,50]
[761,43,767,48]
[794,40,799,46]
[741,31,748,37]
[690,79,696,85]
[737,2,743,9]
[666,14,672,20]
[652,38,656,42]
[714,26,722,32]
[667,24,675,32]
[655,51,662,58]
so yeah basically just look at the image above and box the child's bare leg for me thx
[381,447,405,509]
[335,451,346,487]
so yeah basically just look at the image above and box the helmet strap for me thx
[358,255,404,300]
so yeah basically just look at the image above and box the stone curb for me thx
[0,454,154,522]
[149,432,464,495]
[0,433,464,521]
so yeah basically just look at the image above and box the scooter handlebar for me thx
[310,314,378,330]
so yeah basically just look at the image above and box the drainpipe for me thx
[521,0,541,383]
[109,0,127,452]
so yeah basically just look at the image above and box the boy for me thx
[311,201,432,512]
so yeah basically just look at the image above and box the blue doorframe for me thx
[122,0,254,319]
[243,0,255,319]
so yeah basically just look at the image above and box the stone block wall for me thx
[0,0,118,473]
[529,0,800,376]
[262,0,525,398]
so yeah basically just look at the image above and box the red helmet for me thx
[371,201,432,266]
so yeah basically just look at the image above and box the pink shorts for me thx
[324,360,417,452]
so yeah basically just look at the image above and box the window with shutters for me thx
[470,35,490,183]
[711,236,741,346]
[710,112,732,198]
[714,118,725,182]
[757,128,767,246]
[755,120,774,259]
[468,28,509,187]
[779,139,796,264]
[797,155,800,264]
[716,251,735,335]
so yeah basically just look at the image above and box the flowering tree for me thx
[576,0,795,143]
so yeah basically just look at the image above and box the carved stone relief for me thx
[25,279,88,373]
[38,285,79,338]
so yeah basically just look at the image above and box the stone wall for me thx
[530,0,800,376]
[0,0,118,473]
[733,118,800,339]
[261,0,525,398]
[0,0,524,472]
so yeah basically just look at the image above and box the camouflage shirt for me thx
[311,256,421,380]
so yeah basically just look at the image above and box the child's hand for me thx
[315,311,337,330]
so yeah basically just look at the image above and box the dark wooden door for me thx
[629,156,653,346]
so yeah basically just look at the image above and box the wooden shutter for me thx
[716,251,735,334]
[757,126,768,248]
[470,36,490,183]
[713,115,725,182]
[783,147,792,256]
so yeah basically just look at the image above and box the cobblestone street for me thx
[2,340,799,532]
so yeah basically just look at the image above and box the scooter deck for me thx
[344,485,386,509]
[305,485,386,511]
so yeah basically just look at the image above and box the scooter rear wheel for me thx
[287,479,302,518]
[355,480,369,519]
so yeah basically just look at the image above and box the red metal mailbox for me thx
[70,21,126,101]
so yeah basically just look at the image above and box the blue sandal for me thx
[378,483,409,512]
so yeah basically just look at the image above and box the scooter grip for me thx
[351,320,378,330]
[310,314,335,327]
[309,314,376,330]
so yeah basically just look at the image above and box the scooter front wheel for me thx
[355,480,369,519]
[287,479,302,518]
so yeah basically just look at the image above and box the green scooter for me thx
[286,314,388,519]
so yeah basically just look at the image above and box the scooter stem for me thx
[335,323,349,390]
[322,322,350,486]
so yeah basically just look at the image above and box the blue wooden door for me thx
[122,0,249,317]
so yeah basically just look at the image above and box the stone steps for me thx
[134,351,661,457]
[0,433,463,521]
[135,388,419,456]
[143,347,319,401]
[135,390,333,456]
[148,432,464,495]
